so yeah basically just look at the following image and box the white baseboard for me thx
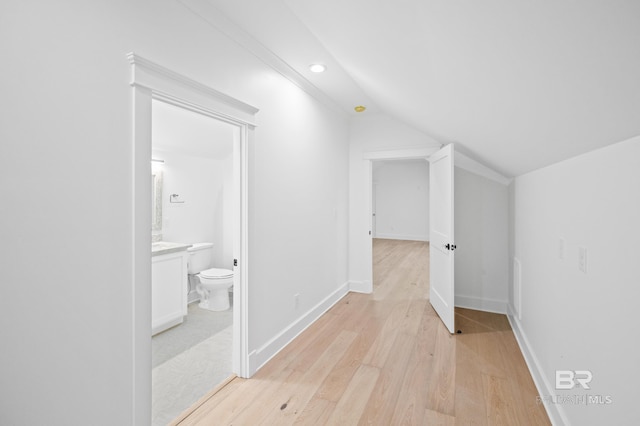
[152,314,183,336]
[248,281,350,375]
[374,233,428,242]
[454,294,507,314]
[348,280,373,294]
[507,305,569,426]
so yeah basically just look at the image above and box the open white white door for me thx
[429,144,455,334]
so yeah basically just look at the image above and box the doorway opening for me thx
[130,53,256,425]
[371,159,430,241]
[150,99,238,424]
[362,148,438,290]
[370,158,430,297]
[362,146,455,334]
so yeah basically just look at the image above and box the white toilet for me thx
[187,243,234,311]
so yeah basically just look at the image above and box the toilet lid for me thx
[200,268,234,279]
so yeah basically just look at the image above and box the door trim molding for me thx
[129,53,256,424]
[363,147,440,161]
[362,147,440,294]
[128,53,258,123]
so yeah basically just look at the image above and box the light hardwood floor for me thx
[174,239,550,425]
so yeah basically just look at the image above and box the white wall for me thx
[349,113,441,286]
[0,1,349,424]
[454,167,509,313]
[221,155,234,268]
[373,160,429,241]
[153,150,233,268]
[510,135,640,425]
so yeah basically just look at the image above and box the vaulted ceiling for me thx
[202,0,640,177]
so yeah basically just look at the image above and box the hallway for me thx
[175,239,549,425]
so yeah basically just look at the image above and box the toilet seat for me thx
[199,268,234,280]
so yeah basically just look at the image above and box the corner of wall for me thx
[348,280,373,294]
[455,151,512,186]
[455,295,507,314]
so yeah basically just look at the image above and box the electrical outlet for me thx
[294,293,300,310]
[578,246,587,273]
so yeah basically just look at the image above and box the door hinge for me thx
[234,259,238,267]
[445,243,457,251]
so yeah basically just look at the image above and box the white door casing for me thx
[360,147,440,294]
[429,144,455,334]
[129,53,257,424]
[372,182,378,237]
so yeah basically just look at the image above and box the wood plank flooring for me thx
[175,239,550,425]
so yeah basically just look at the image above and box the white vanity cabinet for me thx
[151,244,189,336]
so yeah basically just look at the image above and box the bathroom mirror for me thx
[152,168,163,241]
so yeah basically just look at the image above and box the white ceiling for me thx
[152,99,234,159]
[203,0,640,177]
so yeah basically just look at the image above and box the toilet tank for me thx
[187,242,213,274]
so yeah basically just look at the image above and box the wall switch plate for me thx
[578,246,587,273]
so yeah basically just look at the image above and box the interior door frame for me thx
[371,182,378,238]
[362,147,440,292]
[129,53,257,424]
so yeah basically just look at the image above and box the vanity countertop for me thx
[152,241,192,257]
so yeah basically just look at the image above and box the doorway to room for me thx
[371,159,430,242]
[370,158,430,300]
[363,145,455,334]
[129,53,256,425]
[150,99,238,425]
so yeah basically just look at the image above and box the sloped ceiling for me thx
[202,0,640,177]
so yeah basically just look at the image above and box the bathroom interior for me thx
[150,99,236,425]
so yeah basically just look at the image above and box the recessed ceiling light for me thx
[354,105,366,113]
[309,63,327,73]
